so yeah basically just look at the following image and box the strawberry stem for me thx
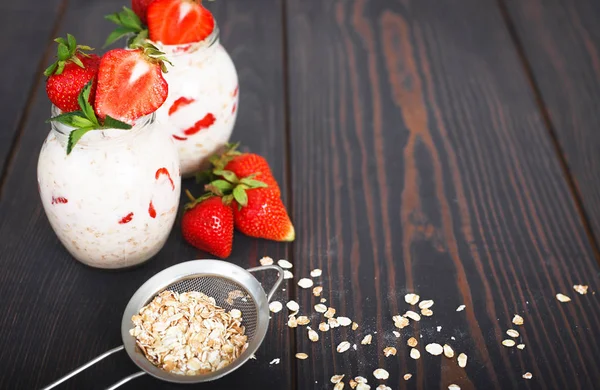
[185,189,196,203]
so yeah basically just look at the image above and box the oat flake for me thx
[286,300,299,312]
[506,329,519,338]
[315,304,327,313]
[448,385,461,390]
[421,308,433,317]
[404,310,421,321]
[269,301,283,313]
[295,353,308,360]
[410,348,420,359]
[287,316,298,328]
[394,317,410,329]
[308,329,319,342]
[260,256,274,266]
[383,347,397,357]
[376,386,391,390]
[352,322,359,330]
[277,259,293,269]
[334,382,345,390]
[331,374,345,384]
[502,339,516,347]
[373,368,389,380]
[512,314,524,325]
[425,343,443,355]
[573,284,589,295]
[310,268,322,277]
[297,316,310,325]
[318,322,329,332]
[458,353,467,368]
[337,341,351,353]
[349,379,358,389]
[443,344,454,358]
[393,331,401,338]
[355,376,368,383]
[298,278,313,288]
[283,270,293,279]
[338,316,352,326]
[356,384,370,390]
[407,337,418,347]
[404,373,412,381]
[361,334,373,345]
[419,299,434,309]
[556,293,571,302]
[324,307,336,318]
[405,293,420,305]
[523,372,532,379]
[456,305,466,312]
[312,286,323,296]
[269,358,280,365]
[517,344,525,350]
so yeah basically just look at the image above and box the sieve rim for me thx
[120,259,275,383]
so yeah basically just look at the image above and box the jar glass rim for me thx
[153,24,220,57]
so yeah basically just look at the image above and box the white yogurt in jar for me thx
[153,25,239,177]
[37,109,181,269]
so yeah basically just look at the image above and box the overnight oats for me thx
[38,35,180,268]
[106,0,239,176]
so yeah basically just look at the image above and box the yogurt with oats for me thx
[153,25,238,177]
[37,109,181,269]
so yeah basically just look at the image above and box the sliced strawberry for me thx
[94,47,169,124]
[131,0,155,23]
[147,0,215,45]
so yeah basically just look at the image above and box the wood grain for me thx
[0,0,292,389]
[0,0,65,190]
[502,0,600,255]
[286,0,600,389]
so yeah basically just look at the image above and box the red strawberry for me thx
[94,46,169,123]
[44,34,100,112]
[131,0,155,23]
[181,193,234,258]
[224,154,281,196]
[147,0,215,45]
[231,187,294,242]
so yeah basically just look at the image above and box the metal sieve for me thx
[42,260,284,390]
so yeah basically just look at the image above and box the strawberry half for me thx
[147,0,215,45]
[44,34,100,113]
[131,0,155,23]
[181,192,234,258]
[94,45,170,123]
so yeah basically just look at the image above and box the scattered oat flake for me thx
[393,331,401,338]
[502,339,516,347]
[356,384,370,390]
[249,353,257,360]
[269,358,280,365]
[352,322,359,330]
[443,344,454,358]
[337,341,351,353]
[269,301,283,313]
[260,256,274,266]
[361,334,373,345]
[318,322,329,332]
[308,329,319,342]
[405,293,420,305]
[328,318,339,328]
[403,373,412,381]
[287,316,298,328]
[297,316,310,325]
[295,353,308,360]
[437,326,442,332]
[355,376,368,384]
[277,259,293,269]
[421,308,433,317]
[349,379,358,389]
[298,278,313,288]
[573,284,589,295]
[284,270,293,279]
[315,304,327,313]
[506,329,519,338]
[556,293,571,302]
[230,309,242,319]
[404,310,421,321]
[320,298,327,303]
[456,305,466,312]
[426,343,443,355]
[331,374,345,384]
[523,372,532,379]
[517,344,525,350]
[312,286,323,296]
[324,307,336,318]
[448,385,461,390]
[410,348,420,359]
[286,300,300,312]
[419,299,434,309]
[394,317,410,329]
[373,368,389,380]
[512,315,524,325]
[458,353,467,368]
[407,337,418,347]
[337,316,352,326]
[376,386,391,390]
[310,269,322,277]
[334,382,345,390]
[353,343,357,350]
[383,347,397,357]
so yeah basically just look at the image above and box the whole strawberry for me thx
[131,0,155,23]
[45,34,100,113]
[147,0,215,45]
[209,144,281,196]
[231,187,294,242]
[181,192,234,258]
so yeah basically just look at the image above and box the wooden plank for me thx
[286,1,600,389]
[0,0,291,389]
[0,0,64,183]
[503,0,600,254]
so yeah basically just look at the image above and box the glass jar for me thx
[37,107,181,269]
[153,24,239,177]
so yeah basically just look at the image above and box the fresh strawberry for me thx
[94,45,170,123]
[231,187,294,242]
[44,34,100,112]
[147,0,215,45]
[131,0,155,23]
[209,144,281,196]
[181,192,234,258]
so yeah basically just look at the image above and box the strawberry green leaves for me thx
[105,7,148,48]
[47,81,132,155]
[44,34,94,76]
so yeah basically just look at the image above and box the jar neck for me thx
[154,25,220,67]
[50,106,156,150]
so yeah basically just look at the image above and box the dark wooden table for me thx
[2,0,600,389]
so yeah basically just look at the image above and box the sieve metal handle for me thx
[105,371,145,389]
[40,345,125,390]
[247,264,284,302]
